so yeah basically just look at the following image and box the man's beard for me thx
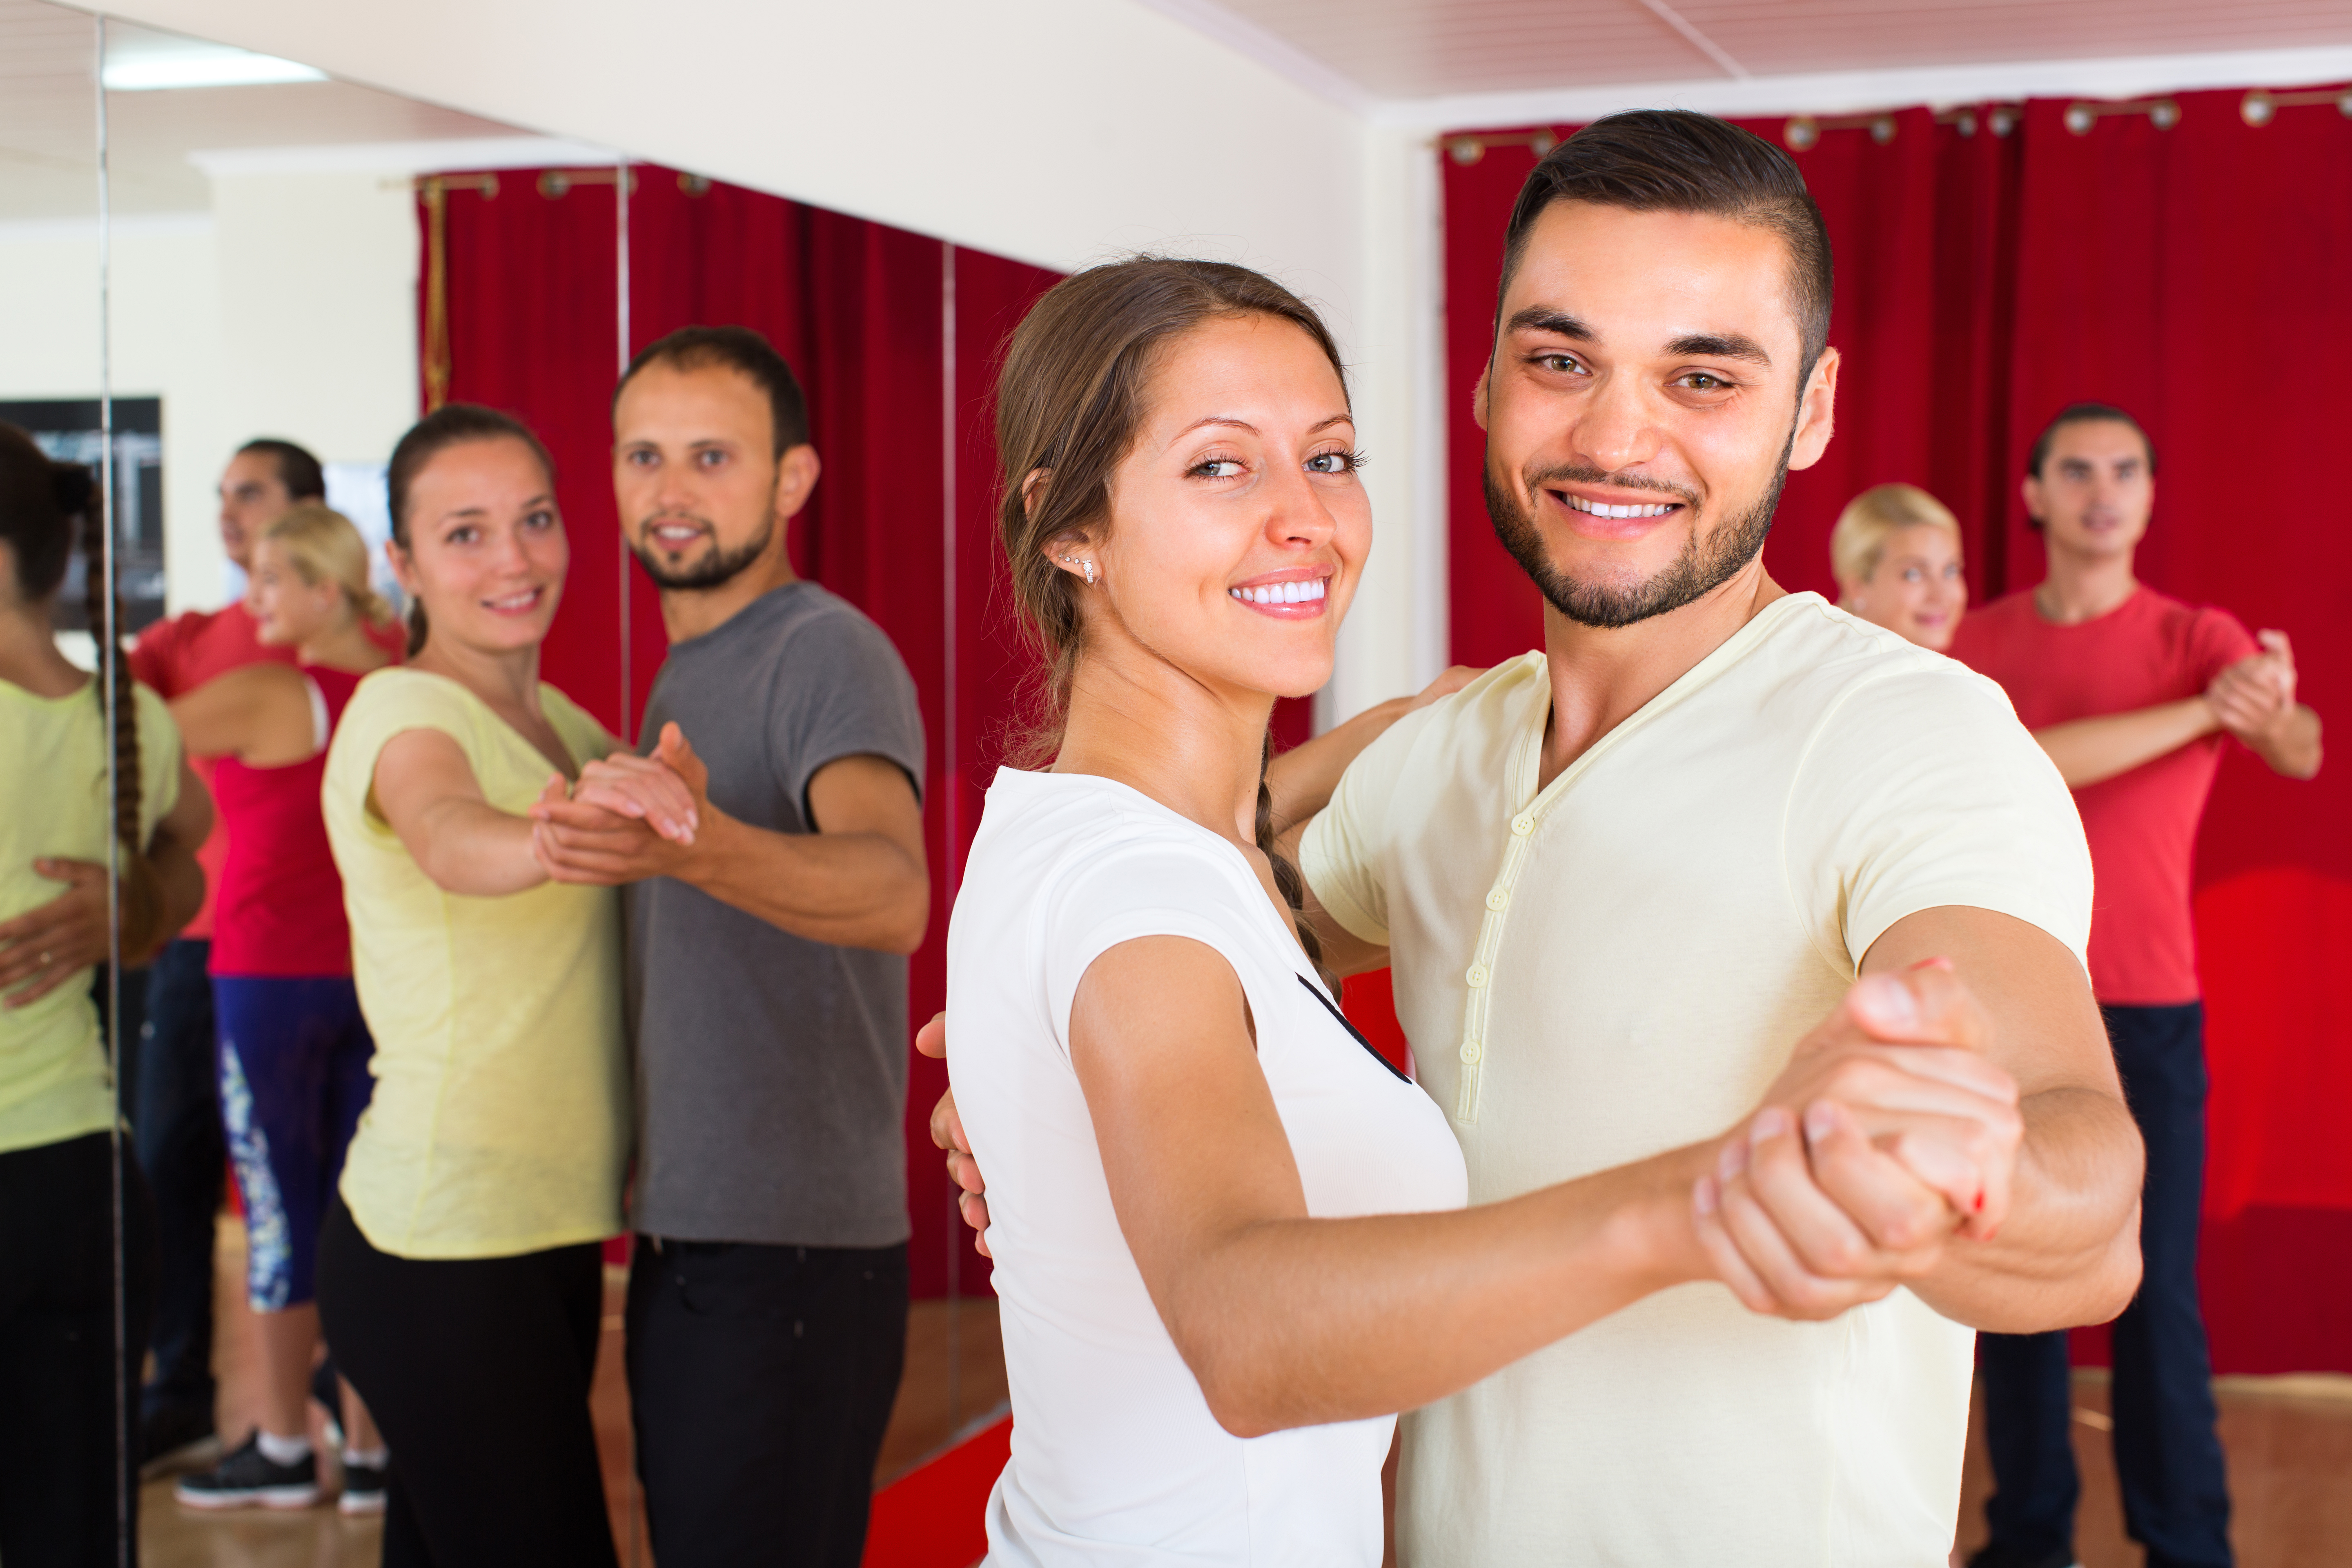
[630,514,775,591]
[1483,432,1793,630]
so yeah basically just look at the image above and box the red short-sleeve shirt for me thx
[129,604,295,941]
[1949,586,2257,1004]
[129,602,402,940]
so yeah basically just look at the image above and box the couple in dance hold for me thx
[920,110,2145,1565]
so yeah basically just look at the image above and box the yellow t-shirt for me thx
[1302,594,2093,1568]
[0,677,180,1156]
[323,667,628,1259]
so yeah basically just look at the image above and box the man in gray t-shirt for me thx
[534,326,929,1568]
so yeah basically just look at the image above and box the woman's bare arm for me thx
[1069,937,2004,1437]
[169,664,315,767]
[371,728,552,898]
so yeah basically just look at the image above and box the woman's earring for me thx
[1083,560,1096,586]
[1060,554,1095,586]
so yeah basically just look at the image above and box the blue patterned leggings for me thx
[213,975,375,1312]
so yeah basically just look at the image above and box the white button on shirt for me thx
[1302,595,2093,1568]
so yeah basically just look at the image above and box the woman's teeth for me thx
[1566,496,1677,519]
[1230,579,1328,606]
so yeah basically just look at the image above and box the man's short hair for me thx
[616,325,811,459]
[1498,109,1834,382]
[237,437,325,501]
[2027,402,2157,479]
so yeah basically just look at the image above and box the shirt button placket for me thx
[1457,808,1536,1125]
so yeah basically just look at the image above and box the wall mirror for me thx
[2,8,1010,1563]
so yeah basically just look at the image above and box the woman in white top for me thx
[945,259,2024,1565]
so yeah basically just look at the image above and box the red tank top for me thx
[208,665,365,978]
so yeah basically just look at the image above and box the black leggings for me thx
[0,1130,158,1567]
[316,1198,617,1568]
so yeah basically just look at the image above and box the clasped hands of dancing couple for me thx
[927,956,2030,1328]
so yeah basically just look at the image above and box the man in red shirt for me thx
[1952,404,2321,1568]
[125,438,324,1466]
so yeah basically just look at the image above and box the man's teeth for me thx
[1566,495,1677,519]
[1229,578,1329,606]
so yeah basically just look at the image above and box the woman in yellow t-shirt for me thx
[0,421,209,1558]
[315,405,693,1565]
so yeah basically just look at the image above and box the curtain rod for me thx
[1437,81,2352,160]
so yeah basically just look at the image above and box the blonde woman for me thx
[1831,482,1966,650]
[168,502,394,1513]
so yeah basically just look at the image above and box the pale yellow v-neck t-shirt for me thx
[0,679,180,1155]
[1302,593,2093,1568]
[323,668,628,1260]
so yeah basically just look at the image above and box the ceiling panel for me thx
[1216,0,2352,99]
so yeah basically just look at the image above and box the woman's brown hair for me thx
[386,403,555,657]
[993,256,1349,971]
[0,423,166,955]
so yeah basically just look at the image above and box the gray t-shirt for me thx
[626,580,925,1247]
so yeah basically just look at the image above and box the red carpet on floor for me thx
[862,1415,1011,1568]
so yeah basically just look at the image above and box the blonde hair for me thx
[1830,483,1961,588]
[259,501,393,626]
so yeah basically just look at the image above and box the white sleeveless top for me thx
[949,768,1469,1566]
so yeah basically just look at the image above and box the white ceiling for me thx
[1203,0,2352,101]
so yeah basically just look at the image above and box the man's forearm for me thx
[1909,1085,2143,1332]
[2034,698,2214,789]
[676,810,929,953]
[1264,697,1413,830]
[2248,704,2323,779]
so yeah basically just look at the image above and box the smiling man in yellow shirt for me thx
[1292,111,2143,1566]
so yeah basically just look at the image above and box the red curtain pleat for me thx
[1439,88,2352,1372]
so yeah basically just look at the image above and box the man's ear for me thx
[774,444,822,522]
[1786,347,1840,472]
[2020,472,2045,526]
[1472,369,1492,434]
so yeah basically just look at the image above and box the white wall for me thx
[82,0,1448,721]
[0,172,418,617]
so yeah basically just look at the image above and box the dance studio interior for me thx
[2,1,2348,1565]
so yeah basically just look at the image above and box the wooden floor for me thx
[141,1224,2349,1565]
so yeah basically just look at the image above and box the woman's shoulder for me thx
[326,669,481,779]
[982,771,1267,929]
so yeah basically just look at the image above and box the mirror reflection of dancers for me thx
[314,405,690,1567]
[0,422,209,1560]
[167,504,393,1515]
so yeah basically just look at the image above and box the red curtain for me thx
[1440,86,2352,1372]
[424,167,1316,1299]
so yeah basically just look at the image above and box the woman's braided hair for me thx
[0,422,165,955]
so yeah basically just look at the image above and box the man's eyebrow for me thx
[1506,308,1596,340]
[1666,332,1773,366]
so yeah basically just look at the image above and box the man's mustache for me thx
[1522,464,1701,509]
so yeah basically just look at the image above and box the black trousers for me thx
[124,938,223,1415]
[1980,1002,2232,1568]
[316,1198,617,1568]
[0,1131,158,1567]
[626,1237,908,1568]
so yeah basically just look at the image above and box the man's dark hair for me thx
[2027,402,2156,480]
[615,325,811,458]
[1498,109,1834,383]
[238,437,325,501]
